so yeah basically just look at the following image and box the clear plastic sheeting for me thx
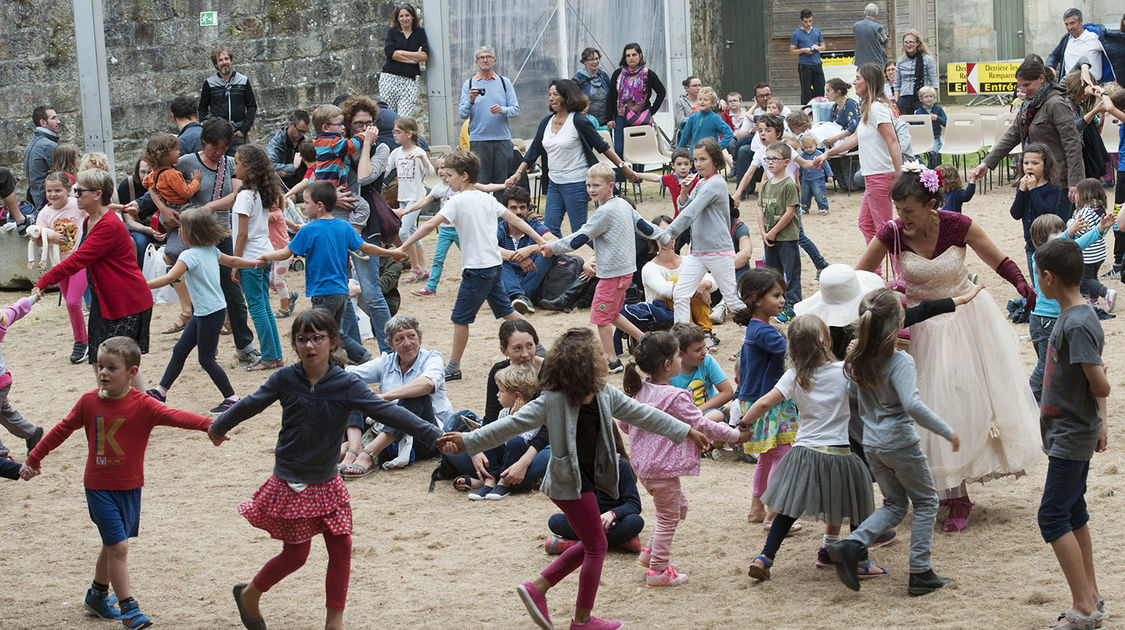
[444,0,669,142]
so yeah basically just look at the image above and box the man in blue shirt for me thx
[790,9,826,106]
[458,46,520,194]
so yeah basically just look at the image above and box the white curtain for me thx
[445,0,669,142]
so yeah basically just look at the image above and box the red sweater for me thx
[26,388,212,490]
[36,211,153,320]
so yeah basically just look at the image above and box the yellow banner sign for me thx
[946,62,1020,94]
[821,50,855,67]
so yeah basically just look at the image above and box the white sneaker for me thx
[382,435,413,470]
[710,303,729,324]
[1107,289,1117,313]
[511,295,535,315]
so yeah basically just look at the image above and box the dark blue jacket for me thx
[212,363,442,484]
[521,113,610,183]
[199,71,257,134]
[1046,24,1125,83]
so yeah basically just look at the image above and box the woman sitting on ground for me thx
[341,314,452,476]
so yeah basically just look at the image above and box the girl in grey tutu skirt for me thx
[742,314,879,581]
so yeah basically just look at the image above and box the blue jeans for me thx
[734,143,761,193]
[426,227,461,291]
[446,439,551,493]
[549,512,644,547]
[799,177,829,213]
[1029,314,1055,403]
[352,255,392,354]
[502,255,552,301]
[544,180,590,237]
[451,266,513,324]
[310,294,371,363]
[728,135,755,180]
[239,267,283,361]
[764,239,802,306]
[798,225,828,270]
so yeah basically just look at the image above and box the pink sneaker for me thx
[569,617,622,630]
[517,582,552,630]
[544,535,577,555]
[636,547,651,567]
[411,288,436,296]
[646,566,688,587]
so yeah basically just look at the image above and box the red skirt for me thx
[238,475,353,544]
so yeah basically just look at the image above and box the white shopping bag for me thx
[142,244,177,304]
[351,296,373,339]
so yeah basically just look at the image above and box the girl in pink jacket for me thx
[621,331,749,588]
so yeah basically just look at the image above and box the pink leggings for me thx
[59,271,88,344]
[858,172,897,243]
[542,492,606,610]
[640,477,688,572]
[751,443,792,498]
[252,532,352,611]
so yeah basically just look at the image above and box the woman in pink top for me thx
[35,172,88,363]
[621,331,749,588]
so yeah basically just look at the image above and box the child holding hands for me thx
[622,331,747,587]
[1034,238,1109,630]
[437,327,709,630]
[0,293,43,462]
[758,141,802,321]
[826,289,959,597]
[21,336,216,628]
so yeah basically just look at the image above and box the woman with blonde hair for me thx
[893,30,937,116]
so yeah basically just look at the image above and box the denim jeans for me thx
[445,437,550,492]
[544,179,591,237]
[734,143,760,192]
[502,256,552,301]
[216,235,255,352]
[426,227,461,291]
[798,225,828,270]
[728,134,754,181]
[799,177,829,213]
[763,239,802,306]
[239,267,283,361]
[1029,314,1055,403]
[847,443,939,573]
[612,116,628,182]
[352,254,392,353]
[310,294,371,363]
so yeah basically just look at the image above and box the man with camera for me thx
[457,45,520,189]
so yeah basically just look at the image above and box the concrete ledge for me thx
[0,228,45,289]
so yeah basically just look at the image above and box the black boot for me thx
[539,278,589,312]
[826,539,867,592]
[908,569,951,596]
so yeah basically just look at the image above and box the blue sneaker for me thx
[84,589,121,620]
[776,306,796,323]
[119,599,152,629]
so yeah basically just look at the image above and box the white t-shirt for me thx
[231,189,273,260]
[641,259,714,303]
[1064,29,1103,80]
[437,189,506,269]
[774,362,851,447]
[429,181,454,208]
[856,101,896,176]
[543,113,588,184]
[385,145,431,202]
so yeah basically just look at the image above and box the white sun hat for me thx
[793,264,885,327]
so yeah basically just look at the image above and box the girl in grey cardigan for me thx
[826,289,960,599]
[438,327,707,630]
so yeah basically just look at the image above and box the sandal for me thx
[341,450,376,479]
[747,554,772,581]
[1051,609,1102,630]
[942,498,975,533]
[453,474,474,492]
[338,448,360,472]
[161,312,190,335]
[747,511,766,524]
[246,358,284,372]
[856,560,888,579]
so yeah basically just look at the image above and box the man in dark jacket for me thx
[198,45,257,154]
[266,109,310,189]
[170,95,203,156]
[22,105,60,213]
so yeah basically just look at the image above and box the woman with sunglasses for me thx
[34,168,153,386]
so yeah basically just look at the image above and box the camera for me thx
[477,88,486,96]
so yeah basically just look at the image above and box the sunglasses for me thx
[74,187,95,195]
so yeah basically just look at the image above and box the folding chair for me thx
[899,114,935,155]
[622,125,672,204]
[995,113,1022,185]
[941,113,984,184]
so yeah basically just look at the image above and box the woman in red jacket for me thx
[34,169,153,383]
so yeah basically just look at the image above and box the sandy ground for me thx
[1,173,1123,630]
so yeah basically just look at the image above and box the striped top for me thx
[313,132,363,187]
[1067,205,1107,264]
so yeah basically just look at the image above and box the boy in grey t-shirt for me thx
[1035,238,1109,629]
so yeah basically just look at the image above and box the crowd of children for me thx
[3,75,1121,630]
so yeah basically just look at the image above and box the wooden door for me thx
[721,0,768,96]
[993,0,1025,60]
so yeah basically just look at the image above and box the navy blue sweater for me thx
[942,182,975,214]
[1009,184,1062,247]
[212,364,442,484]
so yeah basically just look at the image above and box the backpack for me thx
[536,254,584,305]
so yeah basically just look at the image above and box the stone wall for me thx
[0,0,431,186]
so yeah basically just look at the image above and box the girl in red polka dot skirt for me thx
[209,308,442,630]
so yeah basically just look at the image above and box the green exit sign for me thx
[200,11,217,26]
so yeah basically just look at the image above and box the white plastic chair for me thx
[975,109,1003,150]
[995,113,1022,185]
[941,113,985,184]
[1102,117,1122,155]
[899,114,935,155]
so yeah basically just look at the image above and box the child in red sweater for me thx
[21,336,216,629]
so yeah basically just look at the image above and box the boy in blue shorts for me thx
[669,322,734,425]
[21,337,216,628]
[259,181,405,363]
[395,150,549,381]
[1035,238,1109,630]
